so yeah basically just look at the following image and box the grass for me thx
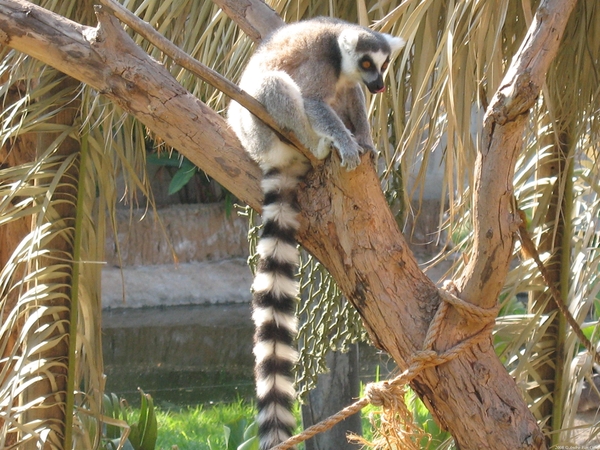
[125,391,451,450]
[152,399,259,450]
[116,371,449,449]
[144,399,303,450]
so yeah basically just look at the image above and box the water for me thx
[102,303,396,407]
[102,303,255,406]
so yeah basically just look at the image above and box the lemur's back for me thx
[241,22,344,101]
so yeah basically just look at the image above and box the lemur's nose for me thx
[367,77,385,94]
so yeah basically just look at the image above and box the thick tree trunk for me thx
[0,0,578,448]
[0,73,79,449]
[0,99,38,449]
[21,79,79,450]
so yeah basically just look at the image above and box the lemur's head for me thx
[338,28,405,93]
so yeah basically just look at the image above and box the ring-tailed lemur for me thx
[227,17,404,450]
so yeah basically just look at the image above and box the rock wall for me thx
[105,202,249,267]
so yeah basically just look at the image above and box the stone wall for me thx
[104,202,249,267]
[101,202,253,309]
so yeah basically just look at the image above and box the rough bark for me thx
[457,1,578,306]
[0,0,578,448]
[210,0,283,43]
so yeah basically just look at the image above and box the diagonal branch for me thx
[0,0,264,209]
[97,0,317,165]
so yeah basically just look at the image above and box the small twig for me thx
[517,210,600,366]
[96,0,317,164]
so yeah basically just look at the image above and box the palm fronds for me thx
[0,3,153,446]
[0,124,79,448]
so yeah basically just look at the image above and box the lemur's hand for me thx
[337,138,361,171]
[357,141,376,154]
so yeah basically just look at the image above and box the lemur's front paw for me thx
[338,140,361,171]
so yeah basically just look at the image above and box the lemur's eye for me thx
[382,60,390,71]
[361,60,372,69]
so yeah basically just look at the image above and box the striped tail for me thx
[252,169,302,450]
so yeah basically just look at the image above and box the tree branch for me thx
[0,0,263,209]
[458,0,578,308]
[96,0,317,165]
[210,0,284,44]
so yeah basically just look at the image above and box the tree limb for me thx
[210,0,284,44]
[97,0,317,165]
[0,0,263,209]
[458,0,578,308]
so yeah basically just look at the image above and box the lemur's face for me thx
[357,51,391,94]
[338,29,404,94]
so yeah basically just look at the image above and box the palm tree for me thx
[0,0,598,448]
[0,2,150,447]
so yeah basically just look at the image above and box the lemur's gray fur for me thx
[227,17,404,450]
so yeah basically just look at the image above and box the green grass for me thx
[147,400,302,450]
[152,400,257,450]
[125,390,450,449]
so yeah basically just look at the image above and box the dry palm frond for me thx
[1,3,154,449]
[502,1,600,442]
[0,130,79,449]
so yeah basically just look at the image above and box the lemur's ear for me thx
[338,29,360,53]
[384,34,406,53]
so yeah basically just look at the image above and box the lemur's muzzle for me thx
[366,75,385,94]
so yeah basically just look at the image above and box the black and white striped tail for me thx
[252,169,302,450]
